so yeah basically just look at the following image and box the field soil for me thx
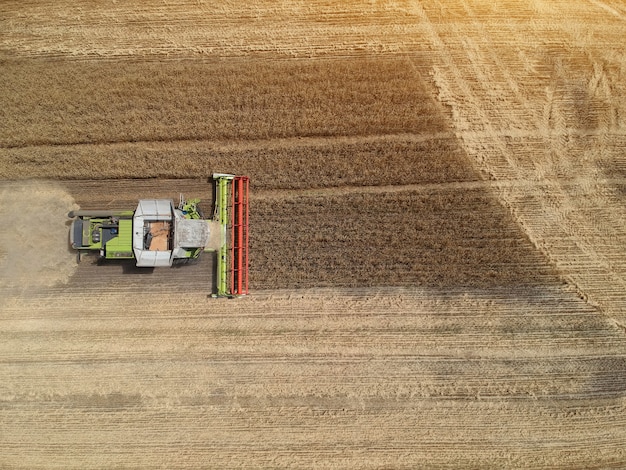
[2,1,626,468]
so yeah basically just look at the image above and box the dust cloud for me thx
[0,181,79,291]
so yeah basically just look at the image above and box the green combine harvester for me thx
[69,174,249,297]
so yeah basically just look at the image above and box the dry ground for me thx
[1,0,626,468]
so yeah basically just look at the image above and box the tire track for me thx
[411,0,626,323]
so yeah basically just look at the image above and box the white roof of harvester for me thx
[132,199,212,267]
[133,200,174,267]
[136,200,172,220]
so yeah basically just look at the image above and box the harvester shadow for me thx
[70,253,154,275]
[120,261,155,275]
[93,257,155,274]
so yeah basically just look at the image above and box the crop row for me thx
[250,187,559,289]
[0,56,444,149]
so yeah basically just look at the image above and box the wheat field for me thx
[1,1,626,468]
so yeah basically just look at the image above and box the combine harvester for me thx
[68,174,249,297]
